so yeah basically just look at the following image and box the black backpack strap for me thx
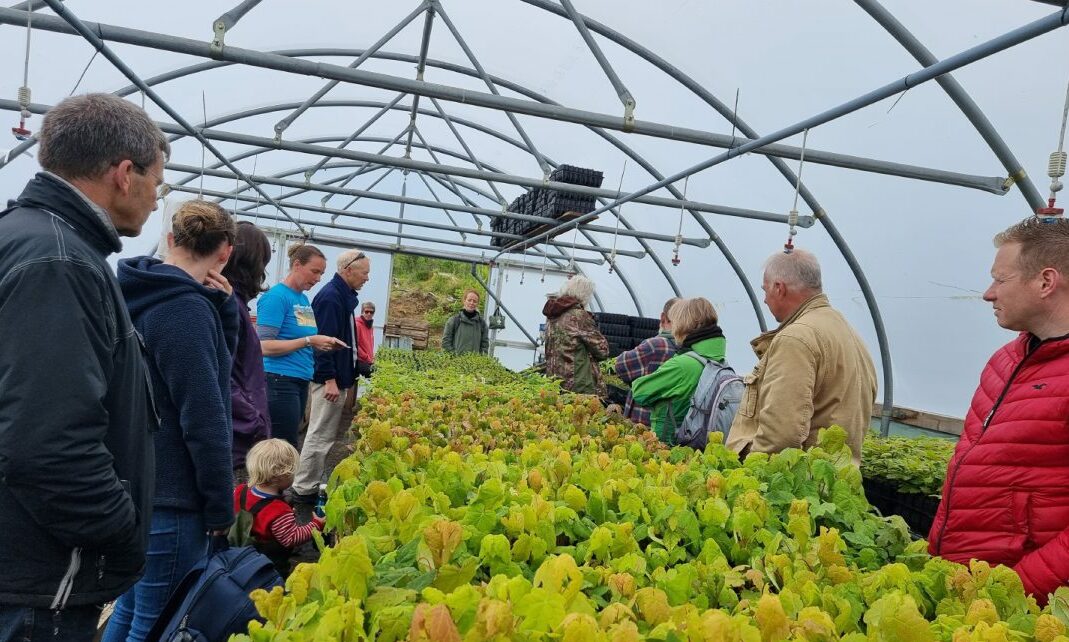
[238,484,276,517]
[247,497,275,517]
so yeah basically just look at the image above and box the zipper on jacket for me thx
[933,347,1035,555]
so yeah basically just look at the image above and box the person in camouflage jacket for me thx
[542,276,609,396]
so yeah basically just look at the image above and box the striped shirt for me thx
[247,486,324,548]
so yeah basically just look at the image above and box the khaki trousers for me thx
[293,382,347,496]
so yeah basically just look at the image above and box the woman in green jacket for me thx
[443,289,490,354]
[632,297,726,445]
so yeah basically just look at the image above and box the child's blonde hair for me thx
[246,439,300,486]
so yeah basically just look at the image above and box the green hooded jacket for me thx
[631,335,727,445]
[442,311,489,354]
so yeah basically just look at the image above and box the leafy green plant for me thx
[861,435,955,496]
[234,350,1062,642]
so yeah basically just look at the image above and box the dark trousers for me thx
[0,604,102,642]
[266,373,309,449]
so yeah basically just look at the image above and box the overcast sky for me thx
[1,0,1067,417]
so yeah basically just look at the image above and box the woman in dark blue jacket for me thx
[104,201,238,642]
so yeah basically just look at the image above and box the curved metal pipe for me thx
[854,0,1044,211]
[0,54,765,325]
[157,97,683,309]
[518,0,906,431]
[0,44,875,423]
[0,7,1011,194]
[12,8,1026,425]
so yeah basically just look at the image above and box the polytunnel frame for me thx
[0,1,1065,435]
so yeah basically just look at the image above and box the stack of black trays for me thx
[592,312,661,359]
[491,165,605,248]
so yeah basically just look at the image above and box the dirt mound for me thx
[388,288,438,324]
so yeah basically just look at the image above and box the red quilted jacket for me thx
[928,332,1069,604]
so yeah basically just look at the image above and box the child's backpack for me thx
[669,352,744,450]
[230,484,293,575]
[229,484,272,548]
[145,537,282,642]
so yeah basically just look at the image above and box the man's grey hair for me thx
[558,275,596,306]
[337,248,366,271]
[361,301,376,311]
[38,93,169,180]
[763,249,823,291]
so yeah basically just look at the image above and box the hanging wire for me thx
[251,155,262,226]
[539,244,549,283]
[568,220,580,275]
[288,184,303,239]
[199,91,208,198]
[886,88,909,114]
[728,88,740,148]
[67,50,98,96]
[671,175,688,266]
[607,160,628,274]
[232,172,241,216]
[12,8,33,140]
[21,8,30,90]
[1037,79,1069,218]
[784,128,809,253]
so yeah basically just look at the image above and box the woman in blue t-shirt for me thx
[256,244,345,447]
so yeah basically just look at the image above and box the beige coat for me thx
[726,294,876,464]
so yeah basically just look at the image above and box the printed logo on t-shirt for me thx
[294,305,317,328]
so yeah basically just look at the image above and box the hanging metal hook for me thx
[671,175,689,266]
[784,128,809,253]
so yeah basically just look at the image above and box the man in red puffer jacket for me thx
[929,215,1069,605]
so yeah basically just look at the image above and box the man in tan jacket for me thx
[726,250,877,464]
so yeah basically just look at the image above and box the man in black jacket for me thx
[0,93,168,641]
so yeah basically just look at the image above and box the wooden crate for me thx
[384,320,430,351]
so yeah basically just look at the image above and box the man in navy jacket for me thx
[292,249,370,501]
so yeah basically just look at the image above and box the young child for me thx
[234,439,325,571]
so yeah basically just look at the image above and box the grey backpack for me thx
[669,352,744,450]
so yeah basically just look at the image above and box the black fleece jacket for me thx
[0,173,158,608]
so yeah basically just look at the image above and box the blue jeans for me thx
[0,604,102,642]
[101,508,207,642]
[266,373,309,448]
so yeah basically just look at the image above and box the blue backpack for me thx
[669,352,744,450]
[146,538,282,642]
